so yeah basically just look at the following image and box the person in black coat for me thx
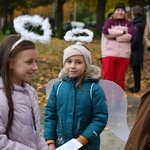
[129,5,146,93]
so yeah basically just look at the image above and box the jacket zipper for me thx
[57,117,65,145]
[76,118,81,137]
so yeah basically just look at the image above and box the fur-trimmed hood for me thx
[58,65,101,80]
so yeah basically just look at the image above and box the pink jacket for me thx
[102,18,135,58]
[0,78,48,150]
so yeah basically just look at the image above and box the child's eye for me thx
[76,61,82,64]
[27,60,34,64]
[27,61,32,64]
[66,60,72,63]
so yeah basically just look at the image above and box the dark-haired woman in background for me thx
[128,5,146,93]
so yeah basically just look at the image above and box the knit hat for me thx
[114,2,126,11]
[63,44,92,69]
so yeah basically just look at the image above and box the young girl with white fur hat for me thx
[44,28,108,150]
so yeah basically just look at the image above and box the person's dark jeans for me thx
[132,65,141,89]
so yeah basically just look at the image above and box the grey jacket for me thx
[0,77,48,150]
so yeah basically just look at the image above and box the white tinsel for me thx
[64,28,94,43]
[13,15,52,44]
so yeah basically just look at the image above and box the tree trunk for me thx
[55,0,66,31]
[8,8,14,26]
[128,0,145,7]
[4,0,8,26]
[96,0,106,38]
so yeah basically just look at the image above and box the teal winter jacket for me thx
[44,65,108,150]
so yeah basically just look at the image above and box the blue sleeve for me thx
[44,83,58,141]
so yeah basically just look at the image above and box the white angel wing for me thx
[46,78,130,141]
[46,78,61,99]
[99,79,130,142]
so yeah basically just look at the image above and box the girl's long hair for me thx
[75,45,91,89]
[0,35,35,137]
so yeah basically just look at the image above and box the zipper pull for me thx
[30,107,37,131]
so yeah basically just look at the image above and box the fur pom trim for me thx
[58,65,101,79]
[85,65,101,79]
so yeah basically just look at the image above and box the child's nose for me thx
[33,62,38,71]
[71,62,75,67]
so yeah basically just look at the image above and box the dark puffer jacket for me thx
[130,15,146,65]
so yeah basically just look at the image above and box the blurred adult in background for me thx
[144,22,150,51]
[101,2,135,90]
[129,5,146,93]
[143,22,150,80]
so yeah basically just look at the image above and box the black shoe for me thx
[128,87,140,93]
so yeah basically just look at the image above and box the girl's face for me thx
[9,49,38,86]
[64,55,87,78]
[114,8,126,19]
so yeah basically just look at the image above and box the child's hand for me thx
[48,143,55,150]
[76,137,83,144]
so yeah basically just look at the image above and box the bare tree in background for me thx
[129,0,145,6]
[55,0,67,30]
[96,0,106,37]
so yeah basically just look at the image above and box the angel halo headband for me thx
[11,14,52,51]
[64,28,94,45]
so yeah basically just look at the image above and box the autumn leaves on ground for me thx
[31,38,148,106]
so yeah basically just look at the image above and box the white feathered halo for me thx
[64,28,94,44]
[13,15,52,44]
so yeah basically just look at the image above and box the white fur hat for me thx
[63,44,92,69]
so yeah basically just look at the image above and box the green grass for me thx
[0,35,7,42]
